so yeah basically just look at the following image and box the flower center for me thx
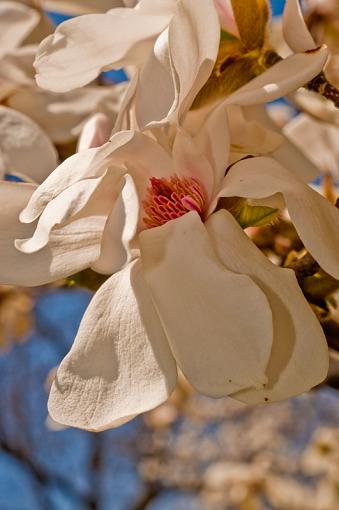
[142,174,207,229]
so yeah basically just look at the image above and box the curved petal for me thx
[0,2,39,57]
[225,46,328,106]
[283,113,339,179]
[220,156,339,280]
[242,104,320,182]
[43,0,127,15]
[48,260,177,431]
[0,106,57,184]
[0,182,105,286]
[34,10,172,92]
[91,174,140,275]
[19,131,134,223]
[194,102,230,195]
[77,113,114,151]
[135,0,220,128]
[139,211,273,397]
[206,210,328,403]
[8,84,123,144]
[167,0,220,123]
[282,0,316,53]
[0,45,36,92]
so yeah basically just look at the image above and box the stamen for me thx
[143,174,207,228]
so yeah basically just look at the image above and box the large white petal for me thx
[48,260,177,431]
[34,10,172,92]
[225,47,328,106]
[242,104,320,182]
[135,0,220,128]
[282,0,316,53]
[206,210,329,403]
[194,102,230,196]
[139,211,273,397]
[0,106,57,183]
[0,2,39,57]
[0,182,105,286]
[220,157,339,280]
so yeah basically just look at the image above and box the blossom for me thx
[1,101,336,430]
[0,1,124,145]
[34,0,328,133]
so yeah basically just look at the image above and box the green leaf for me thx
[235,204,279,228]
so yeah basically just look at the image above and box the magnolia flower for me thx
[2,101,338,430]
[34,0,328,133]
[0,1,124,144]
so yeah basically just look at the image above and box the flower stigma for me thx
[143,175,207,228]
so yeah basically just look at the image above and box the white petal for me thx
[77,113,114,151]
[0,45,36,92]
[225,47,328,106]
[242,104,320,182]
[139,211,273,397]
[42,0,127,15]
[221,156,339,280]
[16,174,114,254]
[19,131,134,223]
[283,113,339,179]
[167,0,220,123]
[0,2,39,57]
[206,210,329,403]
[0,106,57,183]
[48,260,177,431]
[135,0,220,128]
[194,102,231,195]
[0,182,105,286]
[282,0,316,53]
[34,10,172,92]
[91,174,140,274]
[172,128,214,199]
[8,84,123,145]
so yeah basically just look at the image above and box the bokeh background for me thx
[2,1,339,509]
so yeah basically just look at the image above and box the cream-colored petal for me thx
[282,0,316,53]
[34,10,172,92]
[77,113,114,151]
[206,210,329,403]
[221,156,339,280]
[136,0,220,128]
[242,104,320,182]
[91,174,140,274]
[139,211,273,397]
[8,84,124,144]
[172,128,214,199]
[19,131,134,223]
[0,45,36,92]
[48,260,177,431]
[225,47,328,106]
[0,2,39,57]
[42,0,126,15]
[0,182,105,286]
[167,0,220,123]
[0,106,57,183]
[194,102,230,195]
[283,113,339,179]
[16,174,113,253]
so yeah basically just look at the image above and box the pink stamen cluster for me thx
[143,174,207,228]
